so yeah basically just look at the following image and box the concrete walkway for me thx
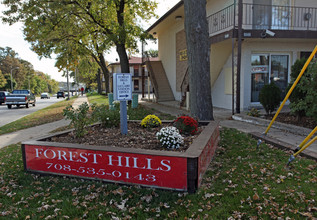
[0,95,89,148]
[139,100,317,160]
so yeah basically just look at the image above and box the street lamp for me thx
[10,67,19,91]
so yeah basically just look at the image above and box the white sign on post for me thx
[113,73,132,135]
[113,73,132,101]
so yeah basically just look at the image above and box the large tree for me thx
[2,0,157,89]
[0,47,58,94]
[0,48,25,90]
[183,0,214,120]
[69,56,100,92]
[0,70,7,88]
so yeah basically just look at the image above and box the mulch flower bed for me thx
[49,122,204,152]
[264,113,316,130]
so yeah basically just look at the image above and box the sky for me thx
[0,0,179,82]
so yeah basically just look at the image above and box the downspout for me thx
[236,0,243,113]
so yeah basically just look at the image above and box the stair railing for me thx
[180,67,189,107]
[144,52,159,100]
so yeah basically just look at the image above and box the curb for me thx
[250,132,317,161]
[232,114,312,136]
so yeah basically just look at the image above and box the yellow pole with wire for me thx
[264,45,317,135]
[287,135,317,166]
[296,126,317,150]
[294,135,317,157]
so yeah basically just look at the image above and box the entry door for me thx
[251,54,289,103]
[270,55,289,97]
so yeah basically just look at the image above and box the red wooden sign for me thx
[24,145,188,190]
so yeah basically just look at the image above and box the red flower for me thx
[174,116,198,135]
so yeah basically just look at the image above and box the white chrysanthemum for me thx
[156,126,184,149]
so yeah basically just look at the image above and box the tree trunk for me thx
[98,53,110,94]
[116,44,130,73]
[183,0,214,120]
[97,68,102,94]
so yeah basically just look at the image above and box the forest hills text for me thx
[34,147,172,172]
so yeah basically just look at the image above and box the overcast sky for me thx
[0,0,179,82]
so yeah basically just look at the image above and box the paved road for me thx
[0,96,65,127]
[0,95,88,148]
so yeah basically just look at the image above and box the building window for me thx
[251,54,269,102]
[251,54,289,102]
[253,0,290,30]
[134,80,139,91]
[300,51,317,59]
[271,0,290,30]
[134,66,139,76]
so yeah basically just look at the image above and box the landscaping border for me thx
[21,120,219,192]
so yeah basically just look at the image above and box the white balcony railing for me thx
[207,3,317,36]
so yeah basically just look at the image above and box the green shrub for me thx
[247,108,260,117]
[113,100,120,110]
[92,104,120,128]
[127,105,153,120]
[302,60,317,121]
[287,58,308,119]
[63,102,92,138]
[259,82,281,115]
[288,58,317,121]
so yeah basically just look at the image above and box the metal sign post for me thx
[113,73,132,135]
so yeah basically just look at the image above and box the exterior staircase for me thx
[180,67,189,107]
[145,60,175,102]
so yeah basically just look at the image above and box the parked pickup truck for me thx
[6,90,36,109]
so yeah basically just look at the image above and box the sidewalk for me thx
[0,95,89,148]
[139,100,317,160]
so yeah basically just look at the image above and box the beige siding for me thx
[294,0,317,7]
[224,67,237,95]
[176,30,188,92]
[158,22,184,100]
[206,0,235,16]
[210,41,232,87]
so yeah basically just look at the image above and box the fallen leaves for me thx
[252,193,260,201]
[141,195,152,203]
[1,129,317,219]
[114,198,128,211]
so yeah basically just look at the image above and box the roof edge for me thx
[146,0,184,32]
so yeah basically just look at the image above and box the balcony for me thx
[207,3,317,37]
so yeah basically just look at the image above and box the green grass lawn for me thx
[0,128,316,219]
[86,93,175,120]
[0,97,76,135]
[86,93,109,105]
